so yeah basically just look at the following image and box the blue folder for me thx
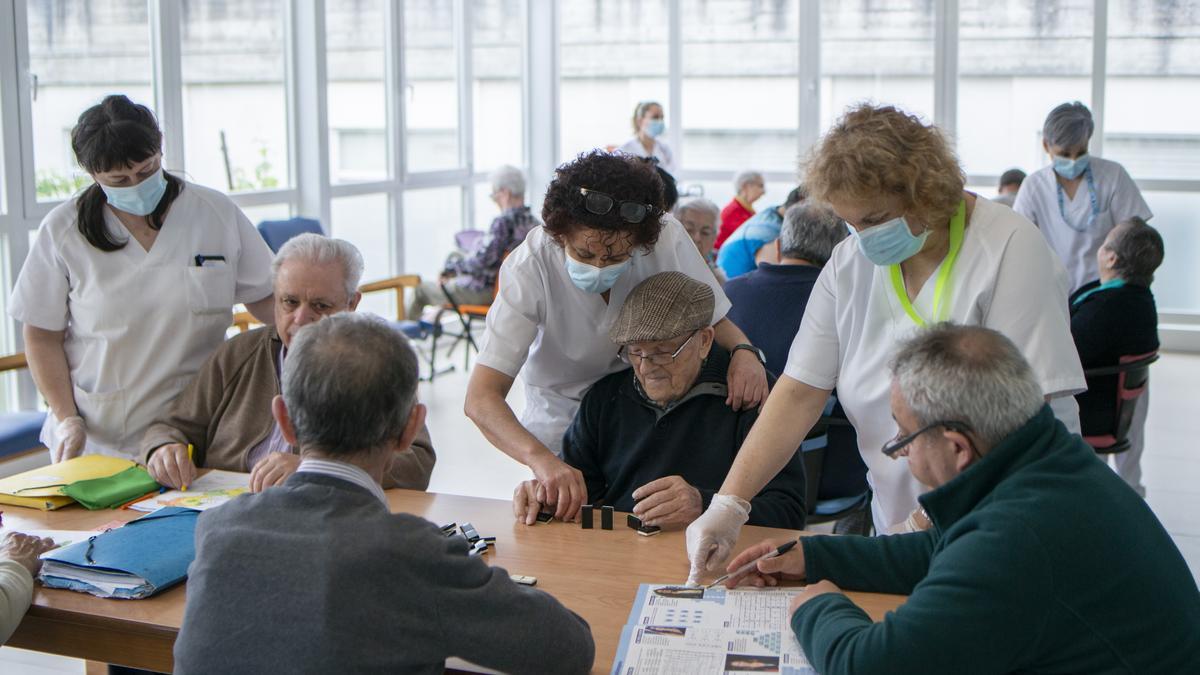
[39,507,200,599]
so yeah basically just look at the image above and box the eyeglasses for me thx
[881,420,974,458]
[623,331,698,367]
[580,187,654,224]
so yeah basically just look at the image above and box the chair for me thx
[800,397,873,535]
[0,353,48,462]
[359,275,455,382]
[1082,351,1158,454]
[436,282,494,370]
[256,217,324,252]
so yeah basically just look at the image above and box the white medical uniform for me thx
[616,137,676,174]
[476,216,730,455]
[8,182,275,460]
[784,198,1086,532]
[1013,156,1152,292]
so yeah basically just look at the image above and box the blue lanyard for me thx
[1055,168,1099,233]
[1072,278,1126,306]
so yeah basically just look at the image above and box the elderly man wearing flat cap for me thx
[512,272,807,530]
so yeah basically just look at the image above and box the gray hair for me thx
[890,324,1044,450]
[1108,217,1164,286]
[282,313,419,457]
[673,197,721,226]
[733,170,764,192]
[1043,101,1094,150]
[779,203,847,266]
[490,164,526,198]
[271,233,364,299]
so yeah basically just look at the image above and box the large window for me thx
[472,0,524,172]
[821,1,935,130]
[404,186,463,281]
[181,0,290,193]
[26,0,153,201]
[559,0,670,164]
[405,0,461,172]
[326,0,389,185]
[957,0,1093,178]
[680,0,800,172]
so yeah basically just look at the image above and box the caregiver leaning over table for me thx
[686,104,1086,582]
[8,95,275,462]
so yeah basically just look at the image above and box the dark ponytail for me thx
[70,95,184,251]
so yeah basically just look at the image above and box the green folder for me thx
[61,465,160,510]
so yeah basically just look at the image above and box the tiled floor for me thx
[4,349,1198,671]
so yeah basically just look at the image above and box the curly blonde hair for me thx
[803,104,965,230]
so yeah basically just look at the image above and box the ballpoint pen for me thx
[706,539,799,589]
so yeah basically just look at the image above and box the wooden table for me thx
[4,490,905,673]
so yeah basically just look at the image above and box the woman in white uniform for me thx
[616,101,675,174]
[8,95,274,462]
[466,151,768,522]
[1014,101,1153,293]
[684,104,1086,581]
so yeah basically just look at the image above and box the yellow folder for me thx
[0,455,138,511]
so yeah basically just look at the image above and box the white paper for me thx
[129,469,251,512]
[611,584,815,675]
[1,528,93,557]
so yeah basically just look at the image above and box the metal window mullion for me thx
[150,0,185,173]
[12,0,38,220]
[1091,0,1108,157]
[667,0,682,170]
[797,0,821,159]
[934,0,959,138]
[526,0,558,217]
[385,0,406,276]
[286,0,331,227]
[456,0,474,230]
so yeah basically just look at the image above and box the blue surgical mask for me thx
[564,255,632,294]
[645,119,665,138]
[1052,154,1090,180]
[853,216,929,266]
[100,167,168,216]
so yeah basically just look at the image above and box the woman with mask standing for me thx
[466,151,767,522]
[684,104,1087,582]
[1014,101,1152,293]
[8,95,275,462]
[617,101,675,173]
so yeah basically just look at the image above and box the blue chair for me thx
[800,396,872,535]
[0,353,47,461]
[256,217,324,252]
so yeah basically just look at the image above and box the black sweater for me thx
[562,347,807,529]
[1069,280,1159,435]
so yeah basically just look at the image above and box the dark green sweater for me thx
[791,405,1200,674]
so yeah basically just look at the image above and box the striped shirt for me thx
[295,458,388,505]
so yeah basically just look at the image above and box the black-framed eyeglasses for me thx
[621,331,698,367]
[580,187,654,224]
[881,420,974,458]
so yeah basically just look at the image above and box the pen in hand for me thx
[706,539,799,589]
[182,444,194,492]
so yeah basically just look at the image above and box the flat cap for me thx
[610,271,714,345]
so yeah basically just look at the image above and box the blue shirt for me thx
[723,262,821,376]
[716,205,784,280]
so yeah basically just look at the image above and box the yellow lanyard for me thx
[888,200,965,326]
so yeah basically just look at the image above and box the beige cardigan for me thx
[140,326,436,490]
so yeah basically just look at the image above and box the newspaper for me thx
[611,584,814,675]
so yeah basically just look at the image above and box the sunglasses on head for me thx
[579,187,654,224]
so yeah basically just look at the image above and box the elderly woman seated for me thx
[674,197,726,283]
[141,234,435,492]
[512,272,806,530]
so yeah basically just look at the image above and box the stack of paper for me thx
[0,455,140,510]
[612,584,815,675]
[129,469,250,513]
[39,507,199,599]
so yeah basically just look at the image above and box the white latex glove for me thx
[685,493,751,585]
[51,415,87,463]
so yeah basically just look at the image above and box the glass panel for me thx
[472,0,524,171]
[405,0,460,172]
[957,0,1093,177]
[404,186,463,281]
[181,0,290,193]
[327,0,389,184]
[683,179,795,218]
[559,0,669,164]
[680,0,799,172]
[1141,192,1199,314]
[332,193,395,317]
[26,0,153,202]
[1105,0,1200,180]
[239,202,292,225]
[820,0,934,130]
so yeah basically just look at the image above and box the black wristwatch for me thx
[731,343,766,366]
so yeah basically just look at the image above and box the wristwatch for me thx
[731,343,766,367]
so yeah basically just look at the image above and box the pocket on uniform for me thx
[72,383,128,447]
[185,266,236,315]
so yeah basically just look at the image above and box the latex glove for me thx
[685,493,751,585]
[51,415,87,463]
